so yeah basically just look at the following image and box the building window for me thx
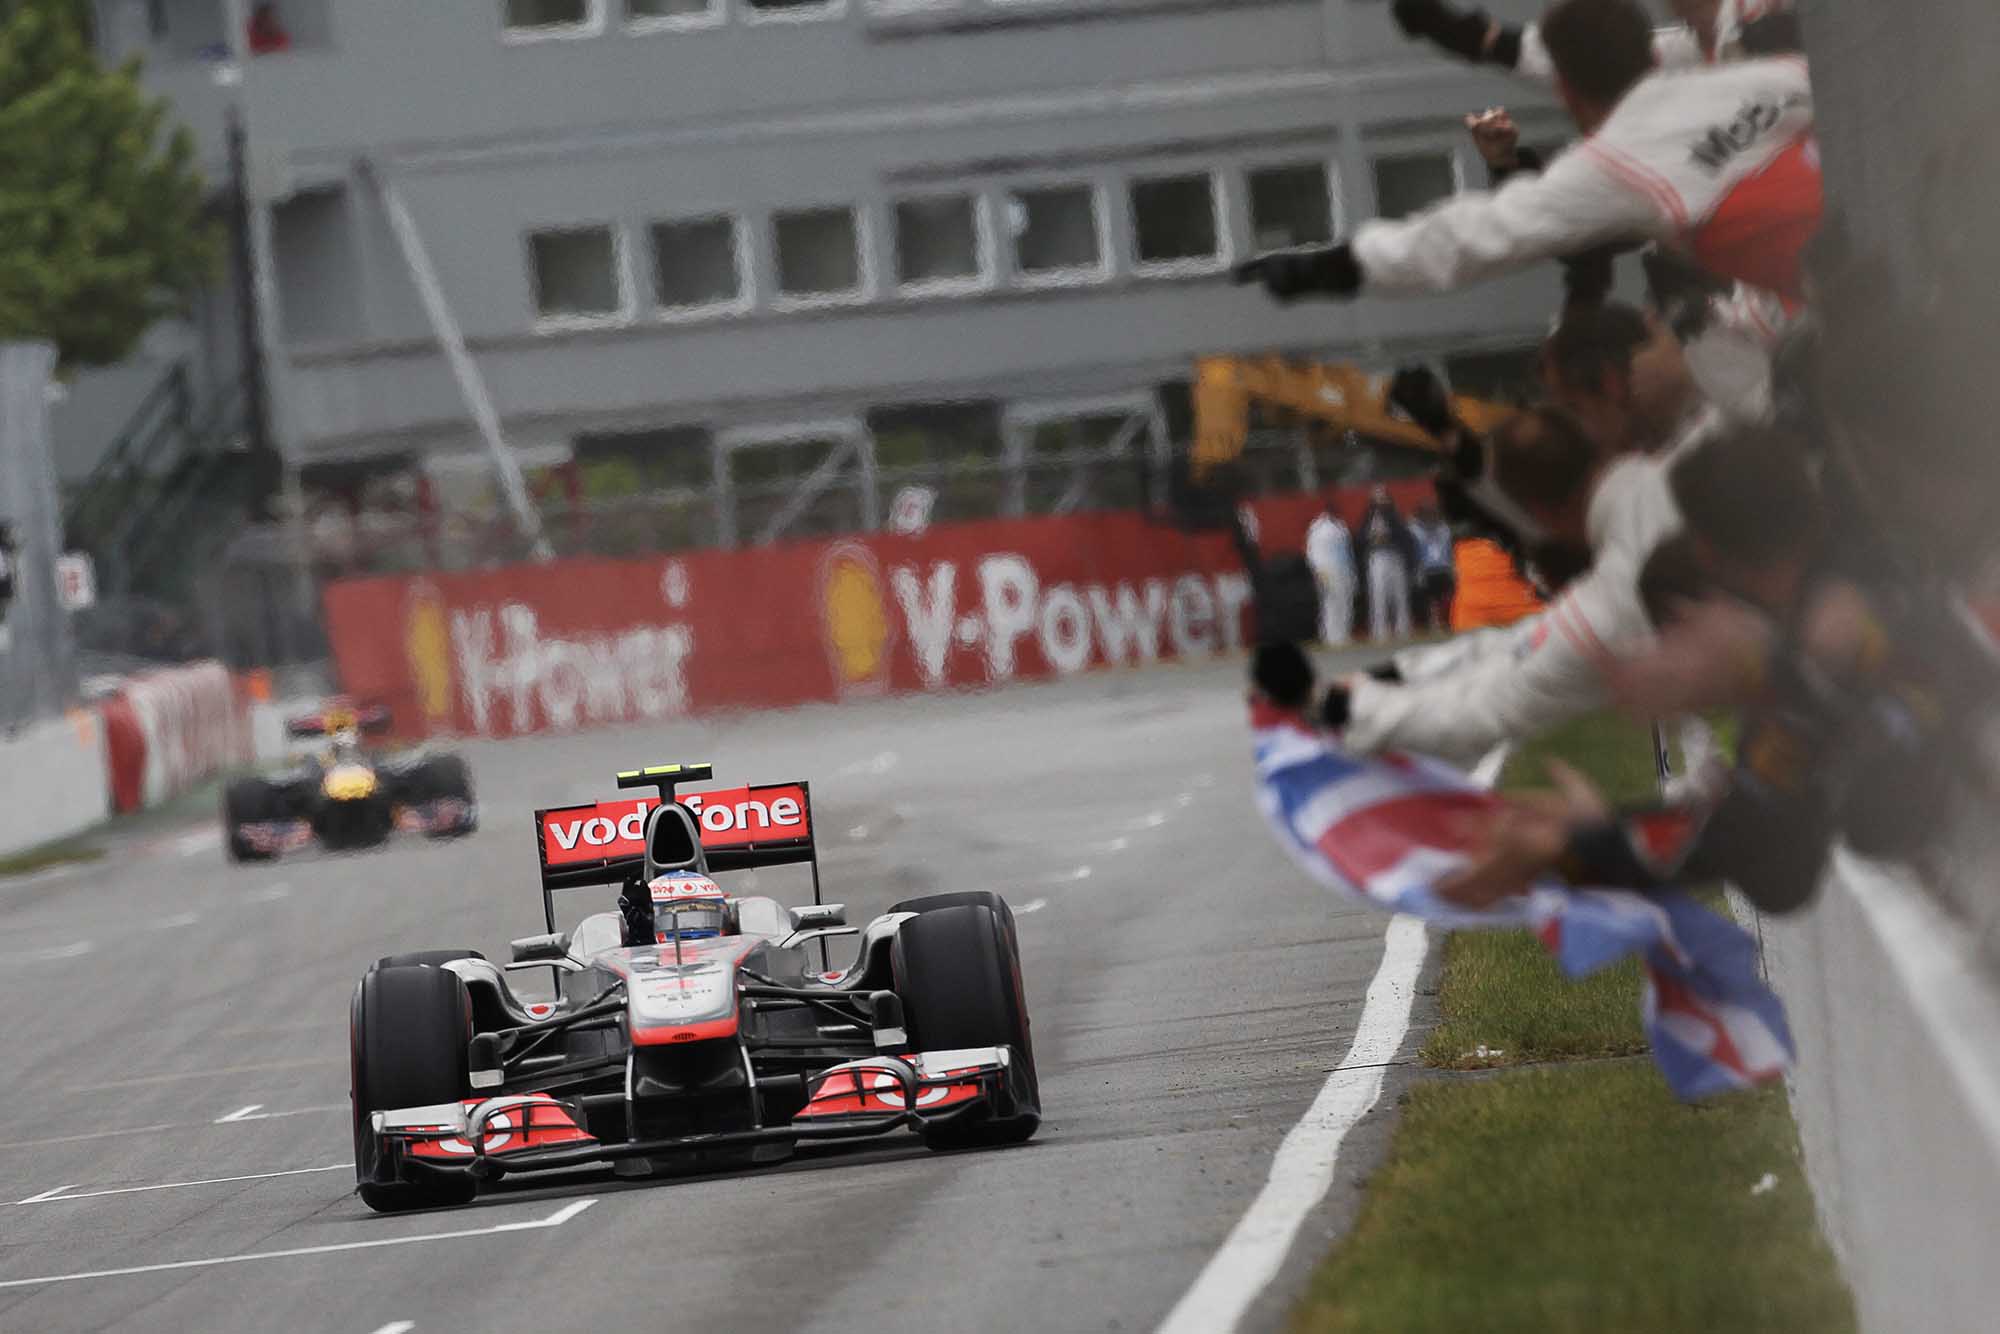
[772,206,864,301]
[503,0,598,36]
[528,225,625,322]
[740,0,844,21]
[1129,172,1222,270]
[892,194,985,292]
[627,0,720,26]
[1008,184,1104,282]
[649,216,744,313]
[1371,151,1457,220]
[1246,162,1334,252]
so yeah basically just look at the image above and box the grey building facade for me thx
[67,0,1569,552]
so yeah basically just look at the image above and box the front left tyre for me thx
[350,963,478,1213]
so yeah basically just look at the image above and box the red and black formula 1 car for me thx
[349,762,1037,1212]
[225,703,476,861]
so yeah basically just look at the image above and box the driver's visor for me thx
[653,900,728,941]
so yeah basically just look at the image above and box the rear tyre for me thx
[350,963,477,1213]
[892,905,1039,1151]
[222,778,282,863]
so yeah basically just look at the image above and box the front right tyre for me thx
[892,904,1040,1151]
[350,963,478,1213]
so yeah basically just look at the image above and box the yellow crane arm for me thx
[1190,355,1517,479]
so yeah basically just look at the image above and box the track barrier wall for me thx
[323,490,1436,741]
[0,710,109,858]
[1756,851,2000,1334]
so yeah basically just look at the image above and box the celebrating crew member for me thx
[1389,0,1801,80]
[1237,0,1822,307]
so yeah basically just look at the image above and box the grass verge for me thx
[0,837,104,878]
[1294,712,1855,1333]
[1290,1065,1854,1334]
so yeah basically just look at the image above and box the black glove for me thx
[1391,0,1519,67]
[1366,660,1404,685]
[618,880,655,947]
[1251,642,1316,710]
[1642,248,1730,341]
[1319,682,1354,731]
[1233,245,1362,303]
[1386,365,1456,438]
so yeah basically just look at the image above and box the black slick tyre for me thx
[892,904,1039,1150]
[414,754,478,835]
[350,963,477,1213]
[222,777,281,863]
[888,891,1020,958]
[372,949,485,972]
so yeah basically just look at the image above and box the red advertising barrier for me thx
[96,693,147,815]
[117,663,251,807]
[325,488,1434,741]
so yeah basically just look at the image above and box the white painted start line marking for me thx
[838,751,898,777]
[174,828,219,858]
[1014,898,1049,916]
[213,1102,346,1124]
[67,1056,335,1092]
[1043,866,1092,885]
[372,1322,417,1334]
[1154,915,1428,1334]
[15,1164,348,1205]
[0,1197,598,1290]
[148,911,201,931]
[0,1104,345,1154]
[247,881,292,903]
[18,941,94,964]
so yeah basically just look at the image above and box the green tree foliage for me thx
[0,0,216,369]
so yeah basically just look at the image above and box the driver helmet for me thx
[647,871,732,942]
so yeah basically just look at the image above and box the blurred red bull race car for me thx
[348,762,1038,1212]
[223,702,477,861]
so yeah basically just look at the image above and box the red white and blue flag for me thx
[1251,699,1793,1101]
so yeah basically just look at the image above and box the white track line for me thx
[1155,915,1428,1334]
[371,1323,416,1334]
[215,1105,265,1123]
[0,1198,598,1289]
[16,1164,347,1205]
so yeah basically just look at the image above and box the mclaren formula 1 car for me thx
[224,703,476,861]
[348,763,1038,1212]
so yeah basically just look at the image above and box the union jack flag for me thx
[1251,699,1794,1101]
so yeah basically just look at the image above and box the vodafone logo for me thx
[538,783,813,868]
[683,787,806,842]
[546,798,656,856]
[437,1109,515,1155]
[866,1070,950,1110]
[649,872,723,900]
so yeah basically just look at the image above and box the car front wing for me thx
[362,1047,1029,1186]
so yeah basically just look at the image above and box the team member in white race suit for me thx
[1304,498,1357,646]
[1390,0,1800,84]
[1238,0,1822,309]
[1333,305,1716,768]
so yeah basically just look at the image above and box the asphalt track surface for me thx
[0,656,1421,1334]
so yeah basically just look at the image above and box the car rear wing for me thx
[532,766,821,933]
